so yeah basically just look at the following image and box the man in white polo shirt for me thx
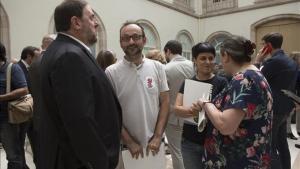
[105,21,169,168]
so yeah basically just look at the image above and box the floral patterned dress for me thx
[203,69,273,169]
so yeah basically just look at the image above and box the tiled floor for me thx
[1,134,299,169]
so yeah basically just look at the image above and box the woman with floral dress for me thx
[193,35,273,169]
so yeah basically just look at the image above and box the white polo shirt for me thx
[105,57,169,147]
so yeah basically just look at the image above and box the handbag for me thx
[6,63,33,124]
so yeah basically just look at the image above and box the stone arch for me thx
[205,31,232,42]
[176,30,194,60]
[0,3,11,59]
[206,31,232,63]
[137,19,161,52]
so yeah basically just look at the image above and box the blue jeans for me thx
[181,138,204,169]
[0,121,23,169]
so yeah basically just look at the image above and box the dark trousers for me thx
[271,114,291,169]
[27,119,36,164]
[20,119,36,169]
[0,121,23,169]
[19,121,29,169]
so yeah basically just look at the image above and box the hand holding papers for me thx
[183,79,212,132]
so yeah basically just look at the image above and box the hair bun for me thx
[244,40,255,56]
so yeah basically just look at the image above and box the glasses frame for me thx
[121,34,144,42]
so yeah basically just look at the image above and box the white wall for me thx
[199,2,300,41]
[238,0,255,7]
[1,0,199,59]
[1,0,61,58]
[91,0,199,58]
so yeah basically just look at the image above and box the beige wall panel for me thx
[256,19,300,55]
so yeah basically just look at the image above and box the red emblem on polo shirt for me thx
[145,76,155,89]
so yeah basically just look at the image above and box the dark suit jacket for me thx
[28,56,43,133]
[261,49,298,116]
[37,33,122,169]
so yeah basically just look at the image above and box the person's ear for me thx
[142,36,147,44]
[223,51,230,63]
[70,16,81,31]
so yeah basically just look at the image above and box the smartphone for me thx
[262,44,272,55]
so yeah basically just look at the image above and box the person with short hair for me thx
[105,20,169,168]
[163,40,194,169]
[37,1,122,169]
[0,42,29,169]
[41,34,56,53]
[18,45,40,169]
[255,32,298,169]
[174,42,227,169]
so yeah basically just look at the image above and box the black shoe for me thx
[295,144,300,149]
[287,133,298,140]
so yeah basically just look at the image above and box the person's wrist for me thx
[202,101,211,108]
[254,56,263,63]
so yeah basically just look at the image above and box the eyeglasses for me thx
[121,34,143,42]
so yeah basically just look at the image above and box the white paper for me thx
[122,144,166,169]
[183,79,212,131]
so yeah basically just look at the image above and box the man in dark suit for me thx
[18,46,40,169]
[255,32,298,169]
[18,46,40,88]
[36,1,122,169]
[27,35,56,167]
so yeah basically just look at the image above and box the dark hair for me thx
[119,21,145,39]
[262,32,283,49]
[0,42,6,62]
[220,35,256,64]
[96,50,117,70]
[192,42,215,59]
[54,0,88,32]
[163,40,182,55]
[21,46,39,60]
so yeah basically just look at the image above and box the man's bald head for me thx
[41,34,56,50]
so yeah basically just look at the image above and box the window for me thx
[49,13,106,57]
[206,31,232,64]
[137,20,161,54]
[176,30,194,60]
[204,0,237,13]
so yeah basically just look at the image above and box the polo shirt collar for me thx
[123,55,146,69]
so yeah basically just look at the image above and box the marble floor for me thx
[0,133,299,169]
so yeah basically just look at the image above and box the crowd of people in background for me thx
[0,0,299,169]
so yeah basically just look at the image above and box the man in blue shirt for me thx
[0,42,29,169]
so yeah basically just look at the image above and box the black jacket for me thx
[261,49,298,115]
[37,33,122,169]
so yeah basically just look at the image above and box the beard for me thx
[84,27,98,46]
[123,44,143,59]
[87,33,97,46]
